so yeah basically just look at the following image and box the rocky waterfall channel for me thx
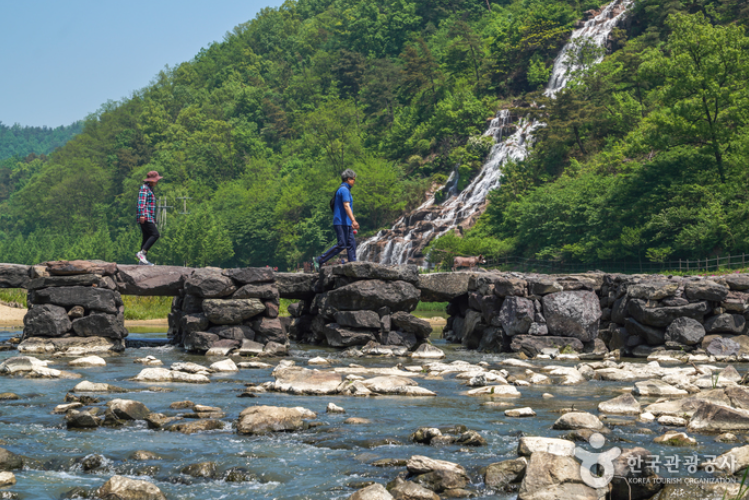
[2,261,749,498]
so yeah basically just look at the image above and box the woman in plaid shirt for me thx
[136,171,163,266]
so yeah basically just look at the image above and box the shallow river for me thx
[0,325,744,499]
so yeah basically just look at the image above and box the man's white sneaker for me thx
[136,251,150,265]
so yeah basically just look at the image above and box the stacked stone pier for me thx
[278,262,432,353]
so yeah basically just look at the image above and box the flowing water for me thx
[358,0,635,266]
[0,325,744,499]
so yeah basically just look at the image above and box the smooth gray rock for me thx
[628,299,708,328]
[72,313,128,339]
[46,260,117,276]
[706,337,741,357]
[685,281,729,302]
[323,324,377,347]
[705,313,746,334]
[329,262,419,284]
[202,298,265,325]
[222,267,274,284]
[23,304,71,337]
[250,317,287,344]
[498,296,535,336]
[418,273,471,301]
[33,286,120,314]
[184,270,236,298]
[527,278,563,296]
[116,265,193,296]
[542,290,601,342]
[484,457,527,490]
[625,318,665,346]
[184,331,220,352]
[665,317,705,345]
[0,263,31,289]
[335,310,381,329]
[29,274,107,290]
[207,324,255,341]
[390,311,432,339]
[275,273,319,300]
[726,275,749,291]
[327,280,420,312]
[180,313,209,337]
[233,283,280,300]
[509,335,584,357]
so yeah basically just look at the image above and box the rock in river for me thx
[236,405,316,435]
[97,475,167,500]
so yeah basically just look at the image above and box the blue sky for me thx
[0,0,284,127]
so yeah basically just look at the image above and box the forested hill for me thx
[0,121,83,159]
[1,0,748,270]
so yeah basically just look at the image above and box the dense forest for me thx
[0,121,83,160]
[1,0,748,270]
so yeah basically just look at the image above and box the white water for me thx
[357,0,634,265]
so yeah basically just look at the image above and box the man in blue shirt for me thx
[314,169,360,270]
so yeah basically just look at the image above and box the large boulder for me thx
[665,317,705,346]
[329,262,419,284]
[269,367,342,395]
[72,313,128,339]
[116,265,193,295]
[97,475,167,500]
[688,402,749,432]
[275,272,318,300]
[627,299,708,328]
[327,280,420,312]
[609,447,663,500]
[23,303,71,337]
[0,263,30,288]
[704,313,746,334]
[46,260,117,276]
[509,335,584,357]
[628,281,679,300]
[518,451,602,500]
[233,283,280,301]
[484,457,527,490]
[33,286,120,313]
[250,317,287,344]
[107,399,150,420]
[29,274,109,290]
[498,297,535,336]
[685,281,729,302]
[323,324,378,347]
[17,335,125,355]
[184,331,220,352]
[184,270,236,298]
[236,405,315,435]
[625,318,665,345]
[542,290,601,342]
[390,312,432,339]
[706,336,741,357]
[222,267,274,284]
[208,324,255,341]
[418,273,470,301]
[0,447,23,471]
[335,310,381,329]
[202,298,265,325]
[349,483,394,500]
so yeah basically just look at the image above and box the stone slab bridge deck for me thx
[2,260,749,361]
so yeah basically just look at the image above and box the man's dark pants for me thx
[319,225,356,264]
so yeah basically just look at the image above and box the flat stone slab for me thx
[117,265,195,296]
[18,336,125,355]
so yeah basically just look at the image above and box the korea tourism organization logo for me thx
[575,432,621,488]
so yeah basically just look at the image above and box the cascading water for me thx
[357,0,635,266]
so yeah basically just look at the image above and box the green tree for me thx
[641,13,749,183]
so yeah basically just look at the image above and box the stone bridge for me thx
[2,260,749,361]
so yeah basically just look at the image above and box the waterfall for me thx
[357,0,634,266]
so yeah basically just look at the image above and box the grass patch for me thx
[415,301,448,312]
[122,296,173,321]
[280,298,293,317]
[0,289,27,308]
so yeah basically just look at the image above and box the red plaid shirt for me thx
[137,184,155,223]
